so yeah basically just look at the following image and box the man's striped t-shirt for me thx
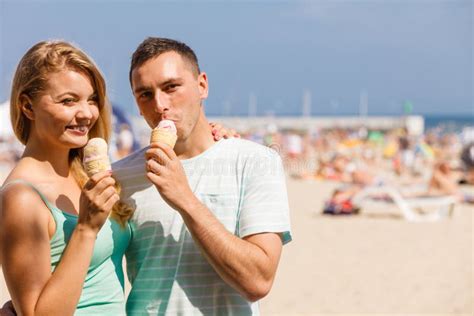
[113,138,292,315]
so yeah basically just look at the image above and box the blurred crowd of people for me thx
[0,136,23,176]
[2,122,474,198]
[239,125,474,206]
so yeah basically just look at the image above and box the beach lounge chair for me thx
[352,186,457,222]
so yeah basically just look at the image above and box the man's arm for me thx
[180,199,282,301]
[145,143,286,301]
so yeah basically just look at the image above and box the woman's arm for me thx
[1,184,85,316]
[0,172,118,316]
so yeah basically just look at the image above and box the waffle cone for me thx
[84,158,111,177]
[150,129,177,148]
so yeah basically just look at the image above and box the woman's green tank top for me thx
[3,180,131,315]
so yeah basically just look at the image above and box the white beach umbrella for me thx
[0,101,14,138]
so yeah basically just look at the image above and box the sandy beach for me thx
[259,179,473,315]
[1,176,472,315]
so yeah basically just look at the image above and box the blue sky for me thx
[0,0,472,116]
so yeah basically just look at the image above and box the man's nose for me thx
[154,91,170,113]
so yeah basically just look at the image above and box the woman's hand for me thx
[209,122,240,141]
[78,171,119,234]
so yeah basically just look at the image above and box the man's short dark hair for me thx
[129,37,201,85]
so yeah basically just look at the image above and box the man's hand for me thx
[145,142,198,212]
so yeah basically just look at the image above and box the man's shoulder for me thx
[220,138,281,160]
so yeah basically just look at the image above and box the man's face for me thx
[131,51,208,141]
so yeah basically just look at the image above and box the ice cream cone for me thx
[83,138,111,177]
[150,120,177,148]
[150,129,178,148]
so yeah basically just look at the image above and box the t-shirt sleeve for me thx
[238,149,292,244]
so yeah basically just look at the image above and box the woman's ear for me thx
[20,95,35,120]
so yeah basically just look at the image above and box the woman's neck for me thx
[22,137,72,178]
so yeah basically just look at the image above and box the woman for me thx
[0,41,131,315]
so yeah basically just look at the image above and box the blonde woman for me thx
[0,41,132,315]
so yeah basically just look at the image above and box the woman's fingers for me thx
[103,193,120,211]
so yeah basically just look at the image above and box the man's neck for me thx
[174,110,215,160]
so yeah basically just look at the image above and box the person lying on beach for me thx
[324,159,473,216]
[459,142,474,185]
[300,153,382,187]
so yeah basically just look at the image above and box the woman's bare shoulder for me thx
[1,169,50,227]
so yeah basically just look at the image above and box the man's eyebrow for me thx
[133,86,151,94]
[160,78,182,86]
[133,78,183,94]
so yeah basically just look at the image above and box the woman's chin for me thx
[61,135,89,149]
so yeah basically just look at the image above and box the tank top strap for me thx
[2,179,57,212]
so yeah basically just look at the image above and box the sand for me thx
[1,177,472,315]
[259,179,473,315]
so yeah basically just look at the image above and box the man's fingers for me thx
[146,172,163,186]
[145,147,170,166]
[146,159,166,176]
[153,142,177,160]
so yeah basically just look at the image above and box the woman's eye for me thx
[89,95,99,105]
[61,98,75,105]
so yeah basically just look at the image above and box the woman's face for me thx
[29,69,100,149]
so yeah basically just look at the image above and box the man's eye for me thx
[165,84,178,92]
[140,92,152,99]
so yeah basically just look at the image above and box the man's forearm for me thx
[178,198,279,302]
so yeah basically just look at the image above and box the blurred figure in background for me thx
[116,123,134,159]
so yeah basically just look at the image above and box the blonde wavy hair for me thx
[10,40,133,226]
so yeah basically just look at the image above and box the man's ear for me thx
[20,95,35,120]
[198,72,209,100]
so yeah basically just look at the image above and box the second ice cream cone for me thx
[83,138,111,177]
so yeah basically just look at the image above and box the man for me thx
[113,37,292,315]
